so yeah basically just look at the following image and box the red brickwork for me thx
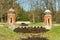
[44,15,52,26]
[7,12,16,25]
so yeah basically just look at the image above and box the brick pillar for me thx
[44,10,52,29]
[7,8,16,26]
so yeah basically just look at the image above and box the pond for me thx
[14,26,49,40]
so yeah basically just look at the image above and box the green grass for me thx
[0,23,60,40]
[29,22,43,26]
[0,27,20,40]
[44,26,60,40]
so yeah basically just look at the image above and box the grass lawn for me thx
[29,22,43,26]
[44,26,60,40]
[0,23,60,40]
[0,27,20,40]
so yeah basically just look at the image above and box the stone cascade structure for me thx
[7,8,16,26]
[7,8,52,30]
[14,26,49,33]
[44,10,52,29]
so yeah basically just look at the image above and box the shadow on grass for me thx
[21,37,48,40]
[14,27,49,33]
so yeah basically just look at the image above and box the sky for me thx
[17,0,58,11]
[56,0,58,11]
[17,0,31,11]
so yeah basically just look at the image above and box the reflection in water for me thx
[14,27,49,40]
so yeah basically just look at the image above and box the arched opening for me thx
[10,18,12,23]
[48,18,50,25]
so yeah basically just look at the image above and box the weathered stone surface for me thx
[7,8,16,26]
[44,10,52,29]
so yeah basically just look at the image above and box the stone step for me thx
[18,26,44,29]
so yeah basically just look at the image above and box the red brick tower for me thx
[7,8,16,26]
[44,10,52,29]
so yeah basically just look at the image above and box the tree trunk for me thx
[1,17,3,22]
[32,13,35,23]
